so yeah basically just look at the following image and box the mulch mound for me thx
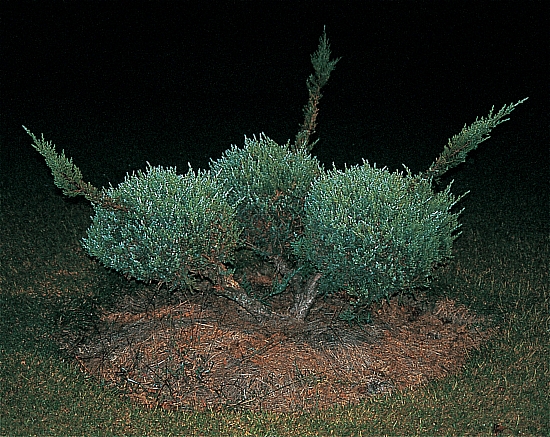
[62,288,492,412]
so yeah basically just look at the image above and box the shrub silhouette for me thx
[25,29,527,322]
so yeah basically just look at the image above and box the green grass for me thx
[1,142,548,436]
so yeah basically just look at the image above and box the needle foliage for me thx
[25,29,527,322]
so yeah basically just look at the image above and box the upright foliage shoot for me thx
[294,27,341,153]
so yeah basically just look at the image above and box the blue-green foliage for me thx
[24,25,527,320]
[210,134,323,258]
[293,161,462,306]
[82,165,241,289]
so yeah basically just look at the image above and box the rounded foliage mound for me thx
[83,165,241,290]
[210,134,323,258]
[293,162,462,306]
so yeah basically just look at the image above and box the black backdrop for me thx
[1,1,548,229]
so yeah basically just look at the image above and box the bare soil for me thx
[60,284,491,413]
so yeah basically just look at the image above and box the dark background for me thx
[1,0,548,234]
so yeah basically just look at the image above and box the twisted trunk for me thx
[212,262,323,323]
[212,274,274,322]
[291,272,323,320]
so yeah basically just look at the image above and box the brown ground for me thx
[59,283,491,413]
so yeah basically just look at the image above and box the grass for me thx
[1,131,548,436]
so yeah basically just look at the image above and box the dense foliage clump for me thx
[82,165,241,292]
[25,29,527,323]
[210,134,323,261]
[294,163,463,309]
